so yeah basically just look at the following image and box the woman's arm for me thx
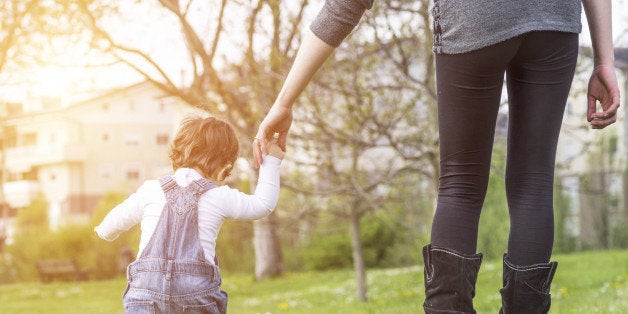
[253,30,334,167]
[274,31,335,112]
[253,0,374,168]
[582,0,620,129]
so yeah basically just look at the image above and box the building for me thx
[1,81,200,232]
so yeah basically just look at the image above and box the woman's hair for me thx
[169,116,239,179]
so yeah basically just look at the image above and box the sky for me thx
[581,0,628,46]
[1,0,627,109]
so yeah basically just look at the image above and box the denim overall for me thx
[123,176,228,314]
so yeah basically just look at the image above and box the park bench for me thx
[36,259,90,283]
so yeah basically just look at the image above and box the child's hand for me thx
[267,139,285,160]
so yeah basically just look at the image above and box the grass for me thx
[0,250,626,313]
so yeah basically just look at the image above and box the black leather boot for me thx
[499,254,558,314]
[422,244,483,314]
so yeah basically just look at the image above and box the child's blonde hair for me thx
[170,116,239,180]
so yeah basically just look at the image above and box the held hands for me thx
[253,105,292,168]
[587,64,620,129]
[267,139,285,160]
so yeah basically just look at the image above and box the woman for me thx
[253,1,620,312]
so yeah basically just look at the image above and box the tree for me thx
[565,47,627,251]
[69,0,319,279]
[0,0,39,251]
[0,0,44,74]
[579,133,622,249]
[1,0,78,247]
[553,178,577,253]
[288,0,437,301]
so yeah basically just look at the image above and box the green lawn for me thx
[1,250,626,313]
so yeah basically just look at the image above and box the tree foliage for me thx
[0,0,39,74]
[4,194,52,281]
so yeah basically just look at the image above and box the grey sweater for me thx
[310,0,582,54]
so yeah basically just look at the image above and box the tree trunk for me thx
[0,123,7,249]
[349,207,367,302]
[253,213,284,280]
[623,77,628,238]
[579,172,608,249]
[624,169,628,231]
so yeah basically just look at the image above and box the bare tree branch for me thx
[282,0,309,57]
[0,0,39,74]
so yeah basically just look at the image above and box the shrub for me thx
[88,192,140,279]
[302,230,353,271]
[298,212,402,271]
[215,220,255,273]
[6,194,53,281]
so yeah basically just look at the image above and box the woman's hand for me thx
[251,30,334,168]
[253,105,293,168]
[587,64,620,129]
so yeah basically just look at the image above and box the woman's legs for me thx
[500,31,577,314]
[431,38,520,255]
[504,31,579,266]
[424,38,521,313]
[430,31,578,261]
[426,31,578,313]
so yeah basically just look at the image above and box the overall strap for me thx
[159,176,179,194]
[158,176,216,196]
[140,176,214,261]
[190,178,217,195]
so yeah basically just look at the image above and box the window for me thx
[124,133,141,146]
[156,133,169,145]
[23,168,38,180]
[22,132,38,146]
[100,164,114,179]
[126,166,141,181]
[4,126,17,148]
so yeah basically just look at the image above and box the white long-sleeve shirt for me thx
[94,155,281,264]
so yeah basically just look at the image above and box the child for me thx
[94,116,284,313]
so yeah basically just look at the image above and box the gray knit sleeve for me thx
[309,0,374,47]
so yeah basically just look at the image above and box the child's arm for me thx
[94,185,147,241]
[214,142,283,220]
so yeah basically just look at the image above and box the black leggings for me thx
[430,31,579,266]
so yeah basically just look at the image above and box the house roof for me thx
[2,81,168,121]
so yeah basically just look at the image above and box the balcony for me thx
[4,144,87,172]
[3,180,40,208]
